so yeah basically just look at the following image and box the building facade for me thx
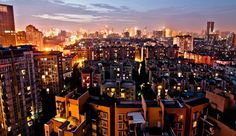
[34,51,63,94]
[0,46,42,136]
[0,4,16,47]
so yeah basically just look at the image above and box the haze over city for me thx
[2,0,236,32]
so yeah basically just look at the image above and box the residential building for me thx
[0,46,42,136]
[34,51,63,94]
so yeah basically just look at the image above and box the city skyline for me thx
[1,0,236,32]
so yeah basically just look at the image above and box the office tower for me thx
[34,51,63,94]
[206,21,215,41]
[0,46,42,136]
[207,21,215,34]
[25,25,44,50]
[0,4,16,47]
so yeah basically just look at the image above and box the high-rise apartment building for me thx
[0,46,42,136]
[34,51,63,94]
[16,25,44,51]
[0,4,16,47]
[25,25,44,50]
[16,31,27,45]
[173,35,193,53]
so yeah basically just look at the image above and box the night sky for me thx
[2,0,236,32]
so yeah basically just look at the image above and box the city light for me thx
[1,1,236,136]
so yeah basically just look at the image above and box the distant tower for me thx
[206,21,214,41]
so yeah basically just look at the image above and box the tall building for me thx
[25,25,44,50]
[207,21,215,34]
[234,33,236,47]
[153,30,165,39]
[0,4,16,47]
[165,28,172,38]
[34,51,63,94]
[206,21,215,41]
[0,46,42,136]
[174,35,193,53]
[16,31,27,45]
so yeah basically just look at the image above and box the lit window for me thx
[21,70,26,75]
[0,6,7,12]
[178,72,182,77]
[8,127,11,132]
[165,89,168,96]
[111,88,115,93]
[177,87,181,91]
[46,88,50,94]
[197,87,201,91]
[157,85,162,90]
[178,115,183,121]
[158,90,161,96]
[120,93,125,98]
[27,86,31,91]
[193,121,197,128]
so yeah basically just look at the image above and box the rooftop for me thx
[161,100,183,108]
[116,101,142,108]
[185,97,209,107]
[88,96,115,107]
[208,107,236,131]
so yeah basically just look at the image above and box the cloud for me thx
[32,13,134,23]
[91,3,120,10]
[33,13,101,23]
[48,0,88,9]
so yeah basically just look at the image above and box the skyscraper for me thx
[0,4,16,47]
[207,21,215,34]
[25,25,44,50]
[206,21,215,41]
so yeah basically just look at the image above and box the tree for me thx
[65,63,82,91]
